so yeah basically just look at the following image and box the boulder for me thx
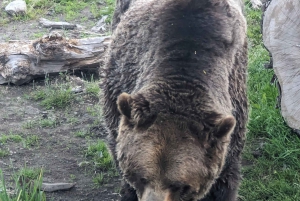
[5,0,27,16]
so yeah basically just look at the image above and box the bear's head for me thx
[116,92,236,201]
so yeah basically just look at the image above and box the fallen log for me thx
[41,182,76,192]
[0,32,111,85]
[39,18,77,29]
[263,0,300,131]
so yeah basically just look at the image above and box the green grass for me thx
[0,149,9,158]
[86,105,102,117]
[67,116,79,125]
[0,168,45,201]
[240,1,300,201]
[39,118,58,128]
[92,172,106,187]
[0,132,40,150]
[22,120,36,129]
[97,0,116,23]
[31,74,75,109]
[69,174,76,181]
[16,168,42,181]
[31,32,47,39]
[74,130,90,138]
[85,140,115,171]
[31,73,102,110]
[84,140,118,186]
[1,0,116,24]
[24,135,40,148]
[0,134,23,144]
[23,118,58,129]
[31,86,74,110]
[0,12,10,26]
[85,81,100,97]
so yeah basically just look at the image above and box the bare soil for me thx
[0,6,104,41]
[0,5,120,201]
[0,77,121,201]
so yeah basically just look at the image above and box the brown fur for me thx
[100,0,248,200]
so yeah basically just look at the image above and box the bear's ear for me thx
[117,92,132,119]
[130,93,156,127]
[214,116,236,138]
[117,92,157,127]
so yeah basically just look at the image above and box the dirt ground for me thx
[0,5,121,201]
[0,79,121,201]
[0,6,102,41]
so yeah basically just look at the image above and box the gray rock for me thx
[76,24,86,30]
[25,106,40,115]
[5,0,27,16]
[250,0,262,9]
[91,16,108,33]
[71,86,83,93]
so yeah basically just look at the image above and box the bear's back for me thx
[103,0,247,115]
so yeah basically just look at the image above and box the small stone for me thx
[76,24,86,30]
[5,0,27,16]
[0,161,7,166]
[69,75,85,86]
[250,0,262,9]
[91,15,108,33]
[46,9,55,16]
[71,86,83,93]
[25,106,40,115]
[78,161,90,167]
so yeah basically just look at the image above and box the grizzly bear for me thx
[100,0,248,200]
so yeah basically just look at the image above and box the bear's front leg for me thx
[120,182,138,201]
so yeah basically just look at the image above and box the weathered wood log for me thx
[0,32,111,85]
[41,182,76,192]
[263,0,300,130]
[39,18,77,29]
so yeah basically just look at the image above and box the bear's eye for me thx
[169,183,190,193]
[181,185,191,195]
[180,185,194,201]
[169,184,181,192]
[140,178,148,185]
